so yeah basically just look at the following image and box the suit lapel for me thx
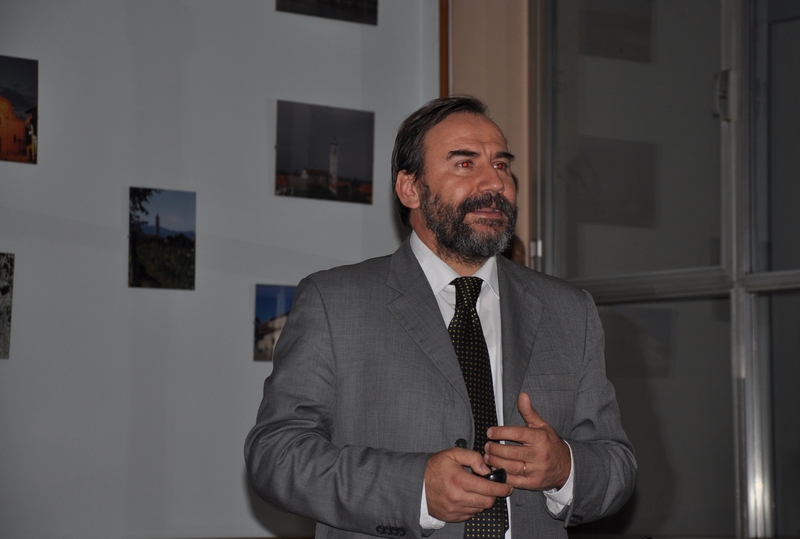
[385,239,472,410]
[384,243,550,419]
[498,259,545,424]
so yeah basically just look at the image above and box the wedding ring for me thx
[522,463,527,476]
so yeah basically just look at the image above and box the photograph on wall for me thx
[275,100,374,204]
[0,54,38,164]
[276,0,377,25]
[128,187,196,290]
[254,284,297,361]
[1,252,15,359]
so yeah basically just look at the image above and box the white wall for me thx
[0,2,439,537]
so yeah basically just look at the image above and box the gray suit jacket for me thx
[245,238,636,539]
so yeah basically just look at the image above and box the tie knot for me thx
[451,276,483,310]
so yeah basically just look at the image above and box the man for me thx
[245,95,636,538]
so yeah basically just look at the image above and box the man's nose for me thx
[476,164,506,194]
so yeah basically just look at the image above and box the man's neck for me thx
[412,229,489,277]
[435,251,487,277]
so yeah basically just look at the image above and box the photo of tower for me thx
[128,187,197,290]
[275,100,374,204]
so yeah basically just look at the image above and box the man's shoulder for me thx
[498,257,589,302]
[304,252,394,289]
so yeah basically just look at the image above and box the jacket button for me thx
[455,438,468,448]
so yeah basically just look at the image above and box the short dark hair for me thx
[391,95,489,227]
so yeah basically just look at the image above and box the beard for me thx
[418,180,518,266]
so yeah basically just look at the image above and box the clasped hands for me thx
[424,392,571,523]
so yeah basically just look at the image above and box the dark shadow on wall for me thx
[569,306,675,537]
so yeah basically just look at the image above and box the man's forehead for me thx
[425,112,508,149]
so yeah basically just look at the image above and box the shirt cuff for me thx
[543,441,575,513]
[420,482,446,530]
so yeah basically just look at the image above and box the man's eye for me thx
[494,162,508,170]
[458,161,471,168]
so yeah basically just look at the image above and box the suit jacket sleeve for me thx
[497,260,636,535]
[244,275,430,537]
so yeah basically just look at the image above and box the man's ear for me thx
[395,170,421,210]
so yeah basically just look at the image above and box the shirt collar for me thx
[409,231,500,299]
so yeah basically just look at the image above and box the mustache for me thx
[457,192,517,219]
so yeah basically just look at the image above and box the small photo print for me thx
[275,100,374,204]
[1,253,15,359]
[254,284,297,361]
[0,55,38,164]
[128,187,196,290]
[276,0,377,25]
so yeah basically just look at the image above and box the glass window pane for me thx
[570,298,735,537]
[753,3,800,272]
[764,291,800,536]
[553,0,722,278]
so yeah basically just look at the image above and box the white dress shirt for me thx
[409,232,574,536]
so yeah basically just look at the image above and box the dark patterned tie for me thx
[448,277,508,538]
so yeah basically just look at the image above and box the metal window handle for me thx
[714,69,736,122]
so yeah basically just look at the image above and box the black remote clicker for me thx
[485,469,507,483]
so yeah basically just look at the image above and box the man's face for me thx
[416,113,518,266]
